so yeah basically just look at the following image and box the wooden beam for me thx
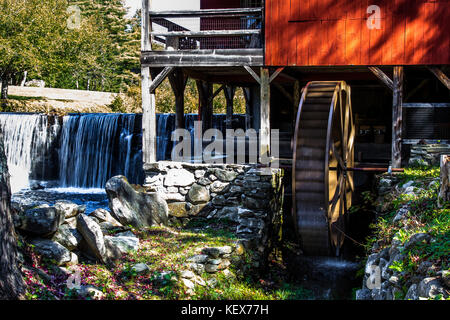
[208,85,225,104]
[168,69,188,130]
[141,0,156,164]
[269,67,285,83]
[392,66,404,168]
[244,66,260,84]
[428,67,450,90]
[224,86,236,130]
[151,29,260,38]
[149,67,175,93]
[141,49,264,67]
[260,67,271,162]
[149,8,262,18]
[368,67,394,91]
[197,81,213,133]
[293,80,301,120]
[403,103,450,108]
[243,87,253,130]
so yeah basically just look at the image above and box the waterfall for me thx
[59,114,143,188]
[0,112,246,192]
[0,113,48,193]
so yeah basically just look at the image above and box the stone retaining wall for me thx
[143,161,284,271]
[409,144,450,167]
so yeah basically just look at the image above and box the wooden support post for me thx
[428,67,450,90]
[196,80,213,133]
[168,69,188,129]
[224,86,236,130]
[149,67,175,93]
[293,80,301,122]
[392,66,404,168]
[141,0,156,164]
[243,87,253,130]
[260,67,271,162]
[368,67,394,91]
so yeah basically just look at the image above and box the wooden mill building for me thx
[140,0,449,255]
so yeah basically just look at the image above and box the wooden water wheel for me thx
[292,81,355,256]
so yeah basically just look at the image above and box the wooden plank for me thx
[269,67,285,83]
[141,0,156,164]
[244,66,261,84]
[149,67,175,93]
[392,66,403,168]
[141,49,264,67]
[151,29,260,38]
[149,8,262,18]
[428,67,450,90]
[260,68,271,162]
[368,67,394,91]
[224,86,236,130]
[403,103,450,108]
[345,18,361,65]
[168,69,188,130]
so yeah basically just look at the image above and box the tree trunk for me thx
[0,128,25,299]
[1,77,9,100]
[439,155,450,207]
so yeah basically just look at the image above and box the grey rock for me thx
[417,277,448,299]
[405,284,419,300]
[90,208,122,227]
[76,285,104,300]
[187,263,205,274]
[164,169,195,187]
[132,263,150,274]
[19,206,63,236]
[205,264,218,273]
[54,201,79,219]
[187,183,210,204]
[52,224,82,251]
[182,278,195,290]
[355,289,372,300]
[187,254,208,264]
[77,214,107,263]
[404,233,432,251]
[104,235,139,260]
[168,202,189,218]
[209,168,238,182]
[442,270,450,288]
[197,177,212,186]
[194,170,206,179]
[180,270,195,279]
[106,175,169,228]
[30,239,72,266]
[417,261,433,275]
[210,181,228,193]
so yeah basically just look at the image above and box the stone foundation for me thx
[143,161,284,271]
[408,144,450,167]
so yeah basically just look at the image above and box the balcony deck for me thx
[140,8,264,68]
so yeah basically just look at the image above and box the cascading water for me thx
[0,113,48,193]
[0,112,246,192]
[58,114,143,188]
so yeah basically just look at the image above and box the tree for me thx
[0,127,24,299]
[0,0,111,98]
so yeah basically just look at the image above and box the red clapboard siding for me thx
[266,0,450,66]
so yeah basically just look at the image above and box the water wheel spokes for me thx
[292,81,355,256]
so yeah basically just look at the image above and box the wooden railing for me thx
[149,7,264,51]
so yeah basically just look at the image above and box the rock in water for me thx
[105,176,169,228]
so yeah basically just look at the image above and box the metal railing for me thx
[149,8,264,51]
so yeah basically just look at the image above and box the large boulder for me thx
[105,176,169,228]
[164,169,195,187]
[104,234,140,261]
[30,239,72,266]
[18,206,64,236]
[76,214,107,263]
